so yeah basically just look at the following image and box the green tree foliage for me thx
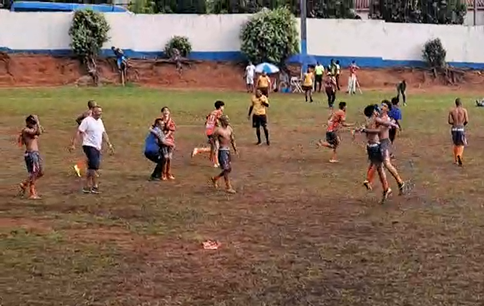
[369,0,466,24]
[129,0,156,13]
[423,38,447,68]
[208,0,356,18]
[164,36,192,57]
[240,7,299,64]
[69,9,110,59]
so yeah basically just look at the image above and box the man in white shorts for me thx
[244,62,256,93]
[70,106,114,194]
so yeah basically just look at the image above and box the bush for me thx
[422,38,447,68]
[128,0,155,14]
[240,7,299,65]
[69,9,110,59]
[164,36,192,58]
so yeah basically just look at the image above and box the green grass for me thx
[1,87,484,305]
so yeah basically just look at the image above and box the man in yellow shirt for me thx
[256,72,271,97]
[302,68,314,103]
[314,62,324,92]
[248,89,270,145]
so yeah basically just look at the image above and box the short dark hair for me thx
[391,97,399,105]
[26,115,36,124]
[152,118,163,127]
[161,106,169,113]
[336,60,340,64]
[364,105,376,118]
[381,99,392,111]
[455,98,462,106]
[339,101,346,110]
[214,100,225,109]
[87,100,96,109]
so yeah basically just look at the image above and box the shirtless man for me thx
[366,101,406,195]
[318,101,354,163]
[18,115,44,199]
[211,115,238,194]
[448,98,469,166]
[356,105,391,204]
[74,100,97,177]
[192,100,225,167]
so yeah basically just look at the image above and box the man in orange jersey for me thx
[317,101,354,163]
[191,100,225,167]
[256,72,271,97]
[73,100,97,177]
[448,98,469,166]
[248,89,270,145]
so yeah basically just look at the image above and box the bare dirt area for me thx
[2,54,484,92]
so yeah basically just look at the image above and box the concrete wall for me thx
[1,10,483,68]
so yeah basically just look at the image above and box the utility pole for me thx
[474,0,477,25]
[300,0,307,73]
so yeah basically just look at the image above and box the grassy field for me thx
[1,87,484,306]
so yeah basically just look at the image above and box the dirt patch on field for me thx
[0,217,53,233]
[2,54,484,92]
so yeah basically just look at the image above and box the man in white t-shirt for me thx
[69,106,114,194]
[244,62,256,93]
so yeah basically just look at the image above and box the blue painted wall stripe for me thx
[2,47,484,69]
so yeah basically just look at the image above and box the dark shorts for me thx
[258,87,269,97]
[389,128,397,143]
[325,131,338,146]
[24,151,42,174]
[144,151,163,164]
[252,114,267,128]
[83,145,101,170]
[367,143,384,164]
[315,74,323,83]
[302,85,312,92]
[161,145,174,159]
[218,149,231,171]
[380,138,392,158]
[451,128,466,146]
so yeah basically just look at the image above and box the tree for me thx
[240,7,299,64]
[69,9,110,59]
[69,9,110,85]
[129,0,156,13]
[369,0,466,24]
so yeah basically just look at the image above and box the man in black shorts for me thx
[248,89,270,145]
[70,106,114,194]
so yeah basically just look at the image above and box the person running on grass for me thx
[388,97,402,157]
[248,89,270,145]
[355,105,392,204]
[302,68,314,103]
[191,100,225,167]
[73,100,97,177]
[318,101,354,163]
[159,106,176,180]
[211,115,238,194]
[18,115,44,199]
[363,101,406,195]
[325,72,337,109]
[145,118,175,181]
[69,106,114,194]
[448,98,469,166]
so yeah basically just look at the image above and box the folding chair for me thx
[290,77,303,93]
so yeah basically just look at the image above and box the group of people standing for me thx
[301,60,360,107]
